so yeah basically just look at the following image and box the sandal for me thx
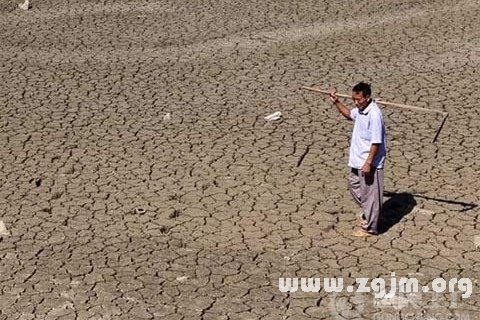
[352,229,377,237]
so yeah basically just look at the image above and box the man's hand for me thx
[361,162,372,176]
[329,88,351,120]
[329,89,339,104]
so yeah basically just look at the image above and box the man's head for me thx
[352,82,372,109]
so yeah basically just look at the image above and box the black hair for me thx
[352,82,372,97]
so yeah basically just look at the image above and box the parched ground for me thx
[0,0,479,319]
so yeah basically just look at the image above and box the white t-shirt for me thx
[348,101,387,169]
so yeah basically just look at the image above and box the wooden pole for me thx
[301,86,449,142]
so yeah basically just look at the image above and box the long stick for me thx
[301,86,445,115]
[301,86,449,142]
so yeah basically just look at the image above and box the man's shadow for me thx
[378,191,478,234]
[379,191,417,234]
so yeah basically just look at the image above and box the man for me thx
[329,82,387,237]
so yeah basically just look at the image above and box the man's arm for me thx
[361,143,380,175]
[362,110,385,175]
[329,90,352,120]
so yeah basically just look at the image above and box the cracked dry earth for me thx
[0,0,479,319]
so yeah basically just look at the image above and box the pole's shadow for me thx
[410,194,478,212]
[379,191,416,234]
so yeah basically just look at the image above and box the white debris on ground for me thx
[163,112,171,121]
[18,0,31,10]
[474,235,480,249]
[264,111,282,121]
[0,221,10,236]
[176,276,188,282]
[134,207,146,215]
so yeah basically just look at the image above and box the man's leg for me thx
[359,168,384,234]
[348,168,362,207]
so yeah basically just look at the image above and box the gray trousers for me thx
[348,167,384,234]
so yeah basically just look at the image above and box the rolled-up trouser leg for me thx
[360,168,384,234]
